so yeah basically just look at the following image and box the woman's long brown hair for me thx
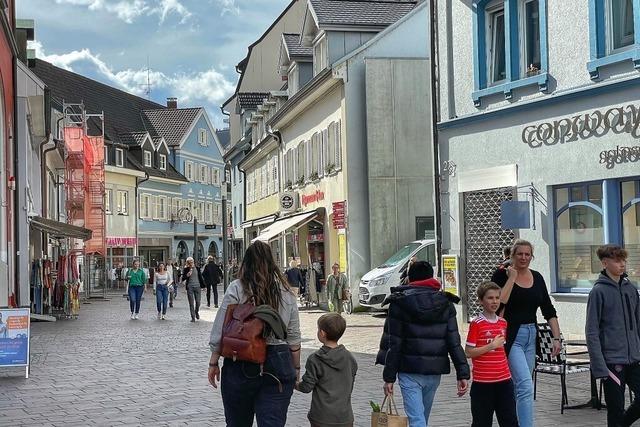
[239,241,291,310]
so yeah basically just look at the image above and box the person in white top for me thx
[154,262,173,320]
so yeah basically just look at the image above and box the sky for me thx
[17,0,291,128]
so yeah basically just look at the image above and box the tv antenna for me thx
[139,56,153,99]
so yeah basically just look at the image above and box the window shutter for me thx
[151,195,158,220]
[335,120,342,169]
[139,194,144,219]
[328,122,336,170]
[273,156,279,194]
[262,164,267,198]
[320,130,328,177]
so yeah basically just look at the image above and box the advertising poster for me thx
[442,255,460,297]
[338,232,347,271]
[0,308,30,367]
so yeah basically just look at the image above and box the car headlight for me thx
[371,274,391,288]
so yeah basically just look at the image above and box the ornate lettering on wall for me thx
[302,190,325,207]
[522,104,640,148]
[599,145,640,169]
[106,237,137,247]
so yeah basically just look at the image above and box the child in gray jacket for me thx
[586,244,640,427]
[296,313,358,427]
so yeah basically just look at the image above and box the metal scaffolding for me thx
[63,103,106,299]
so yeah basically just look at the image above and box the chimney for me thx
[166,97,177,109]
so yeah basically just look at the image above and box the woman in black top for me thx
[492,239,561,427]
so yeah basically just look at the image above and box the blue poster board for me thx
[501,200,531,229]
[0,308,30,375]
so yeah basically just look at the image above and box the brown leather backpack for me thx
[221,299,267,364]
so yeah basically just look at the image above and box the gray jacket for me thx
[586,272,640,378]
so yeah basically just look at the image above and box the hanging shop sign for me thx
[302,190,324,207]
[0,308,30,378]
[522,103,640,148]
[280,191,299,213]
[442,255,459,297]
[599,145,640,169]
[332,201,347,229]
[106,237,137,247]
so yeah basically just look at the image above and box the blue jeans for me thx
[508,323,536,427]
[128,285,144,314]
[156,285,168,315]
[398,373,441,427]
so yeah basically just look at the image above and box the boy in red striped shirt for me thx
[465,282,518,427]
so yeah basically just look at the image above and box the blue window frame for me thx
[554,177,640,293]
[588,0,640,79]
[472,0,549,106]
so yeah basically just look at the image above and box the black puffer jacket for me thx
[375,285,470,383]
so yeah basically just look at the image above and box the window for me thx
[472,0,548,105]
[239,166,243,183]
[104,146,109,165]
[313,36,328,76]
[288,64,299,97]
[185,161,194,181]
[588,0,639,79]
[234,206,237,226]
[212,168,221,186]
[609,0,635,51]
[198,128,208,146]
[159,154,166,170]
[198,201,206,222]
[273,156,279,194]
[239,203,243,224]
[140,194,151,219]
[117,190,128,215]
[327,121,342,172]
[622,180,640,285]
[154,196,167,220]
[521,0,541,73]
[200,164,208,183]
[214,203,222,224]
[144,150,152,167]
[488,5,506,84]
[105,189,112,214]
[206,202,213,224]
[115,148,124,167]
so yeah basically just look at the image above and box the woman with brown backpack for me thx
[208,241,301,427]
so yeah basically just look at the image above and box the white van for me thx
[358,239,437,309]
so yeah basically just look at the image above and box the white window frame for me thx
[151,195,159,220]
[144,150,152,167]
[159,154,167,171]
[104,146,109,165]
[185,161,194,181]
[198,201,206,223]
[288,63,299,97]
[200,164,208,183]
[606,0,636,54]
[105,189,112,214]
[206,202,213,224]
[212,168,221,186]
[140,194,151,219]
[117,190,128,215]
[198,128,208,146]
[313,34,328,76]
[486,3,507,85]
[115,148,124,167]
[272,156,279,194]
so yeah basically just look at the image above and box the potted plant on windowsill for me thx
[310,172,320,182]
[525,64,540,77]
[325,163,336,175]
[296,176,305,187]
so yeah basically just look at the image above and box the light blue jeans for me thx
[508,323,537,427]
[398,373,441,427]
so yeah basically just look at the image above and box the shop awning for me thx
[30,216,93,241]
[252,211,318,243]
[241,214,278,229]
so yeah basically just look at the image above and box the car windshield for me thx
[378,243,422,268]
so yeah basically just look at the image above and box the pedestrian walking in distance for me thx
[154,262,172,320]
[183,257,205,322]
[208,241,301,427]
[126,259,147,320]
[203,255,223,308]
[465,282,518,427]
[586,245,640,427]
[326,262,347,314]
[285,259,304,298]
[377,260,469,427]
[492,239,561,427]
[296,313,358,427]
[166,259,178,307]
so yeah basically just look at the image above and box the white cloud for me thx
[32,41,234,110]
[213,0,240,16]
[54,0,190,24]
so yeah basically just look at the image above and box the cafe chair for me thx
[533,323,591,414]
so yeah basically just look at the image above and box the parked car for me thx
[358,239,437,309]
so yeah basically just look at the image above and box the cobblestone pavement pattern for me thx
[0,289,607,426]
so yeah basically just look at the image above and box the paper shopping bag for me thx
[371,395,408,427]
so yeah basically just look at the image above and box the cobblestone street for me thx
[0,289,607,426]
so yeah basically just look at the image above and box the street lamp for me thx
[176,207,198,262]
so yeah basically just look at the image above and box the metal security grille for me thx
[463,188,515,321]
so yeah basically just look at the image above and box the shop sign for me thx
[332,201,347,229]
[302,190,324,207]
[0,308,30,376]
[338,232,347,271]
[106,237,137,247]
[522,103,640,148]
[308,233,324,242]
[280,191,298,213]
[442,255,459,297]
[599,145,640,169]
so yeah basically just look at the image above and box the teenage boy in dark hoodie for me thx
[296,313,358,427]
[377,261,470,427]
[586,244,640,427]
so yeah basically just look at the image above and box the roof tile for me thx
[310,0,416,27]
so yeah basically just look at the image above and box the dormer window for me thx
[159,154,167,171]
[313,36,328,76]
[198,129,208,146]
[288,63,299,97]
[115,148,124,167]
[144,150,152,167]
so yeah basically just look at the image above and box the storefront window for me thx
[554,183,604,291]
[622,180,640,284]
